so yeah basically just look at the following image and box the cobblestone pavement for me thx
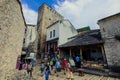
[17,65,120,80]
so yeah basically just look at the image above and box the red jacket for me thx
[62,60,67,68]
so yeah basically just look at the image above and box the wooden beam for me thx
[80,48,83,60]
[70,48,72,57]
[101,45,106,63]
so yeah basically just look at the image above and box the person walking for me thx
[16,55,21,70]
[44,62,51,80]
[66,62,74,80]
[22,61,28,76]
[69,58,75,72]
[50,59,53,70]
[62,59,67,75]
[27,62,33,77]
[40,61,45,74]
[53,57,56,66]
[75,56,81,68]
[55,60,61,77]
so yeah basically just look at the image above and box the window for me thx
[103,28,105,32]
[30,30,32,41]
[50,31,52,38]
[53,30,55,37]
[49,18,51,20]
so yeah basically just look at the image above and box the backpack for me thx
[22,63,27,70]
[41,64,45,68]
[76,56,80,62]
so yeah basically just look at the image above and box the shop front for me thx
[59,30,107,69]
[81,45,106,69]
[46,38,59,57]
[60,44,106,69]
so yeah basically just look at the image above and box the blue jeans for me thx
[45,76,49,80]
[31,60,35,67]
[45,72,49,80]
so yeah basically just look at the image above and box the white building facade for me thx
[23,24,37,48]
[46,20,78,54]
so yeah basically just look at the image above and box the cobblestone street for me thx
[17,65,120,80]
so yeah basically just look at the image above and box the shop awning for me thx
[59,29,104,48]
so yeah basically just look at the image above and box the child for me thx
[66,62,74,80]
[22,61,28,76]
[22,61,27,70]
[40,61,45,74]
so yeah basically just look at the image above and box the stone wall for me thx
[0,0,26,79]
[98,13,120,69]
[37,4,63,57]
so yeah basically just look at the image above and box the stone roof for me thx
[47,19,77,33]
[98,13,120,23]
[59,29,104,48]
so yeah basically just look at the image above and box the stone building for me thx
[37,4,63,57]
[0,0,26,79]
[98,13,120,73]
[23,24,37,53]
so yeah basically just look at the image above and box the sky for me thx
[20,0,120,29]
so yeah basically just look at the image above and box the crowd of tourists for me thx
[16,54,35,77]
[39,53,82,80]
[16,52,82,80]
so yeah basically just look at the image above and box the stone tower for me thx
[37,4,63,57]
[0,0,26,79]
